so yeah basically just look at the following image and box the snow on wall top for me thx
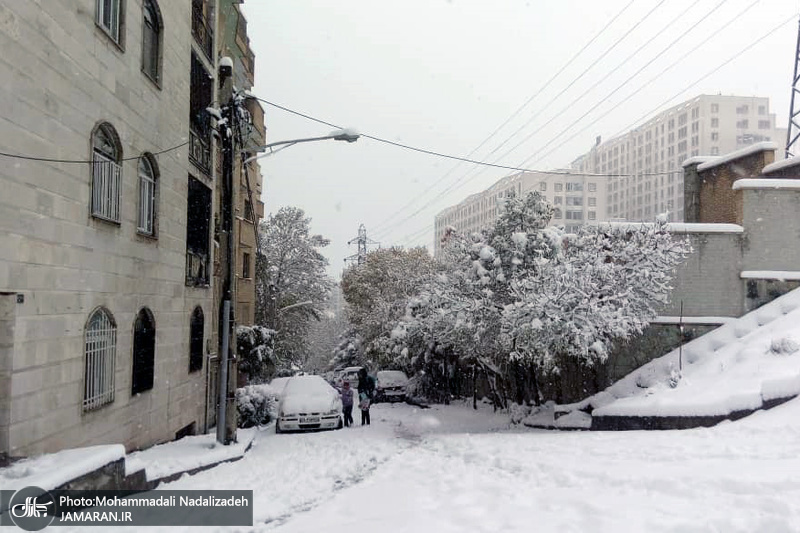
[682,155,719,168]
[0,444,125,492]
[732,178,800,191]
[761,156,800,175]
[741,271,800,281]
[566,286,800,418]
[697,142,777,172]
[594,222,743,233]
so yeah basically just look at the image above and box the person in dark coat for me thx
[340,381,354,427]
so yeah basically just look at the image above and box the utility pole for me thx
[216,56,236,445]
[344,223,379,266]
[786,17,800,158]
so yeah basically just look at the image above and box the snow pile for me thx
[0,444,124,492]
[124,428,256,482]
[567,287,800,420]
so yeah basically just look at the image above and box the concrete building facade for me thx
[573,94,786,223]
[434,171,608,256]
[0,0,263,459]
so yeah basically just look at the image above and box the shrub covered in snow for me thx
[235,384,281,428]
[769,336,800,356]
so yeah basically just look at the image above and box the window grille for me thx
[84,308,117,411]
[96,0,121,42]
[138,157,156,234]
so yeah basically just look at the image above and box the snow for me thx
[125,429,257,482]
[732,178,800,190]
[594,221,744,233]
[572,287,800,418]
[0,444,124,492]
[696,141,777,172]
[761,155,800,175]
[741,270,800,281]
[682,155,718,167]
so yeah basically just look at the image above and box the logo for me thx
[7,487,55,531]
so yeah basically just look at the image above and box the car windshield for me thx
[378,371,408,384]
[283,376,332,396]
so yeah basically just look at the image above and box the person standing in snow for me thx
[358,390,371,425]
[357,367,375,425]
[341,381,354,427]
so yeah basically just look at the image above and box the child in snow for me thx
[341,381,354,427]
[359,390,371,426]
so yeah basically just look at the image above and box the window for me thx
[566,182,583,192]
[736,105,749,114]
[539,182,547,192]
[137,155,157,235]
[758,105,766,115]
[588,182,597,192]
[553,196,563,205]
[132,308,155,395]
[554,183,563,192]
[565,210,583,220]
[736,119,749,129]
[189,307,204,373]
[91,123,122,223]
[711,118,719,128]
[588,197,596,207]
[711,132,718,141]
[186,176,212,286]
[566,196,583,206]
[244,197,254,221]
[710,146,719,155]
[711,103,719,113]
[553,208,562,219]
[142,0,162,83]
[96,0,123,43]
[242,252,251,279]
[84,308,117,411]
[588,211,596,220]
[758,120,771,129]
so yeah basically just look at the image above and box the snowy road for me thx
[72,400,800,532]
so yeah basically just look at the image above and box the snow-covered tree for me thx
[256,206,334,372]
[341,247,438,364]
[236,325,275,383]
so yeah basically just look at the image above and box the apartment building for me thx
[434,171,608,256]
[572,94,786,222]
[0,0,263,459]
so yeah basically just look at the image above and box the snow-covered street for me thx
[90,398,800,533]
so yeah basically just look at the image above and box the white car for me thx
[275,375,343,433]
[375,370,409,402]
[335,366,363,389]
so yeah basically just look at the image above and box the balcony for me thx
[192,2,213,61]
[186,250,209,287]
[189,128,211,175]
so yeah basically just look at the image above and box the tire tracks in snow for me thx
[262,421,424,530]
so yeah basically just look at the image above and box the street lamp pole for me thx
[242,130,359,165]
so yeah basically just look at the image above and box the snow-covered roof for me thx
[682,155,719,168]
[697,142,777,172]
[732,178,800,191]
[761,156,800,175]
[741,271,800,281]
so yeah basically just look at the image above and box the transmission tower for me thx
[344,223,380,266]
[786,17,800,158]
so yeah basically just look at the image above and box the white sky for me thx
[241,0,800,278]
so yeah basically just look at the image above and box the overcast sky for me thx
[241,0,799,278]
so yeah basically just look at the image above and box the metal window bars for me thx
[92,152,121,222]
[83,310,117,411]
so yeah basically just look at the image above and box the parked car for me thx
[335,366,363,390]
[268,376,292,397]
[275,375,343,433]
[375,370,409,402]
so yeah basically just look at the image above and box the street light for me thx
[242,129,360,165]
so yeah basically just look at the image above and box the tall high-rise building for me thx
[434,171,607,257]
[572,94,786,222]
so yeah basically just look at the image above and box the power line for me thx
[369,0,636,235]
[0,140,191,164]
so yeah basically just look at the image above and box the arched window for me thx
[142,0,163,83]
[137,155,157,235]
[84,307,117,411]
[132,308,156,395]
[189,307,204,372]
[91,123,122,222]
